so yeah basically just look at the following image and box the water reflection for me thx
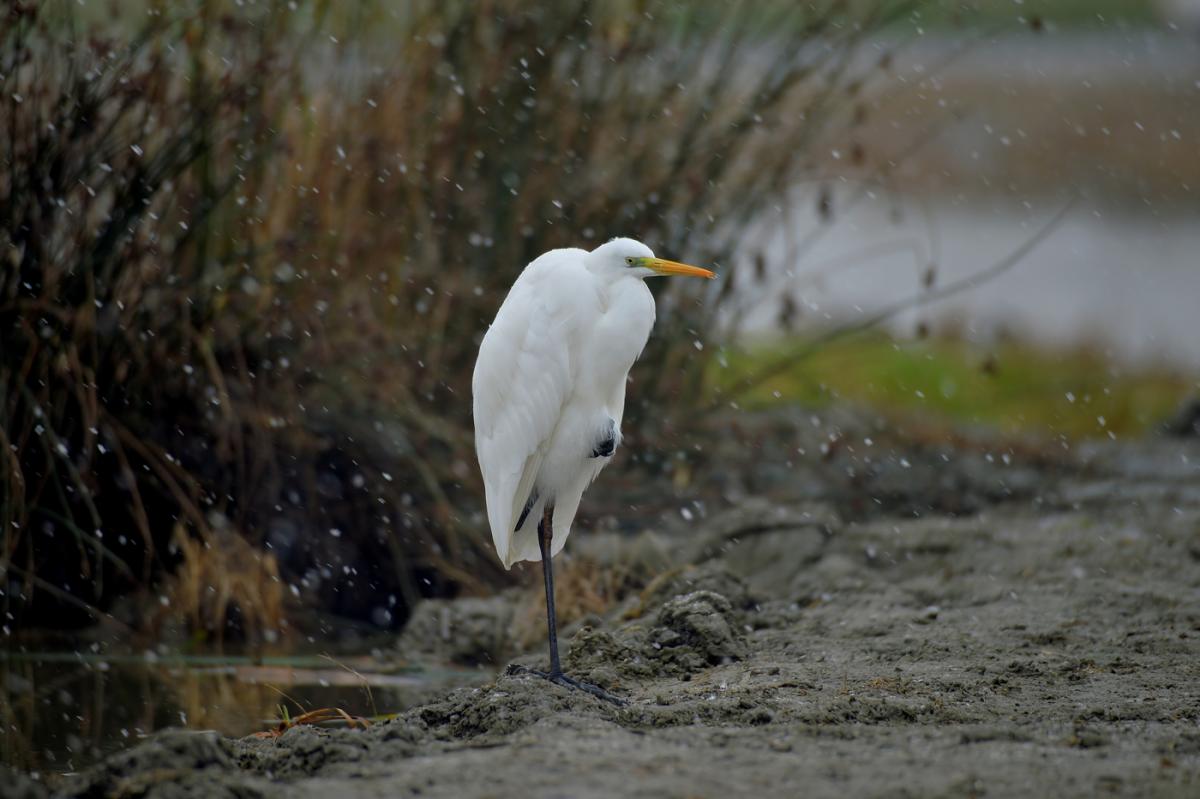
[0,650,485,774]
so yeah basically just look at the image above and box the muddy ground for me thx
[13,410,1200,798]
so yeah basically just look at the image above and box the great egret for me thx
[472,237,714,703]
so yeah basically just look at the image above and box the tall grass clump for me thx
[1,0,325,631]
[2,0,925,637]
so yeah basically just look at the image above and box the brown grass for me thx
[157,524,287,646]
[251,706,372,739]
[512,554,639,649]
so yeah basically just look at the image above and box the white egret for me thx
[472,237,714,703]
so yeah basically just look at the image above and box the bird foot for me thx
[506,664,627,706]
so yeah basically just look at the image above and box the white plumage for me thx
[472,238,713,569]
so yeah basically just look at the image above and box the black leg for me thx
[538,503,563,676]
[507,504,626,706]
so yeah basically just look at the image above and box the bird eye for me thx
[625,257,634,265]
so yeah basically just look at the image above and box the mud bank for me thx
[29,426,1200,798]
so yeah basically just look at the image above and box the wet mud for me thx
[35,423,1200,798]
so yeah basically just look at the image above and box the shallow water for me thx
[0,648,484,775]
[736,194,1200,371]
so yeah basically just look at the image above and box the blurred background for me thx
[2,0,1198,774]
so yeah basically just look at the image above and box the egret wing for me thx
[472,255,584,568]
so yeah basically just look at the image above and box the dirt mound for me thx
[558,592,743,687]
[396,594,519,667]
[65,730,270,798]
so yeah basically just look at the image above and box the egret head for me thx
[588,237,715,281]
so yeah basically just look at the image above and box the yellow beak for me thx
[644,257,715,279]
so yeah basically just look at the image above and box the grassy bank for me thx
[719,332,1194,439]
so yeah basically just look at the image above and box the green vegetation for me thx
[719,333,1194,439]
[918,0,1160,28]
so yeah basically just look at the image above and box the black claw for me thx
[507,664,627,706]
[552,672,627,705]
